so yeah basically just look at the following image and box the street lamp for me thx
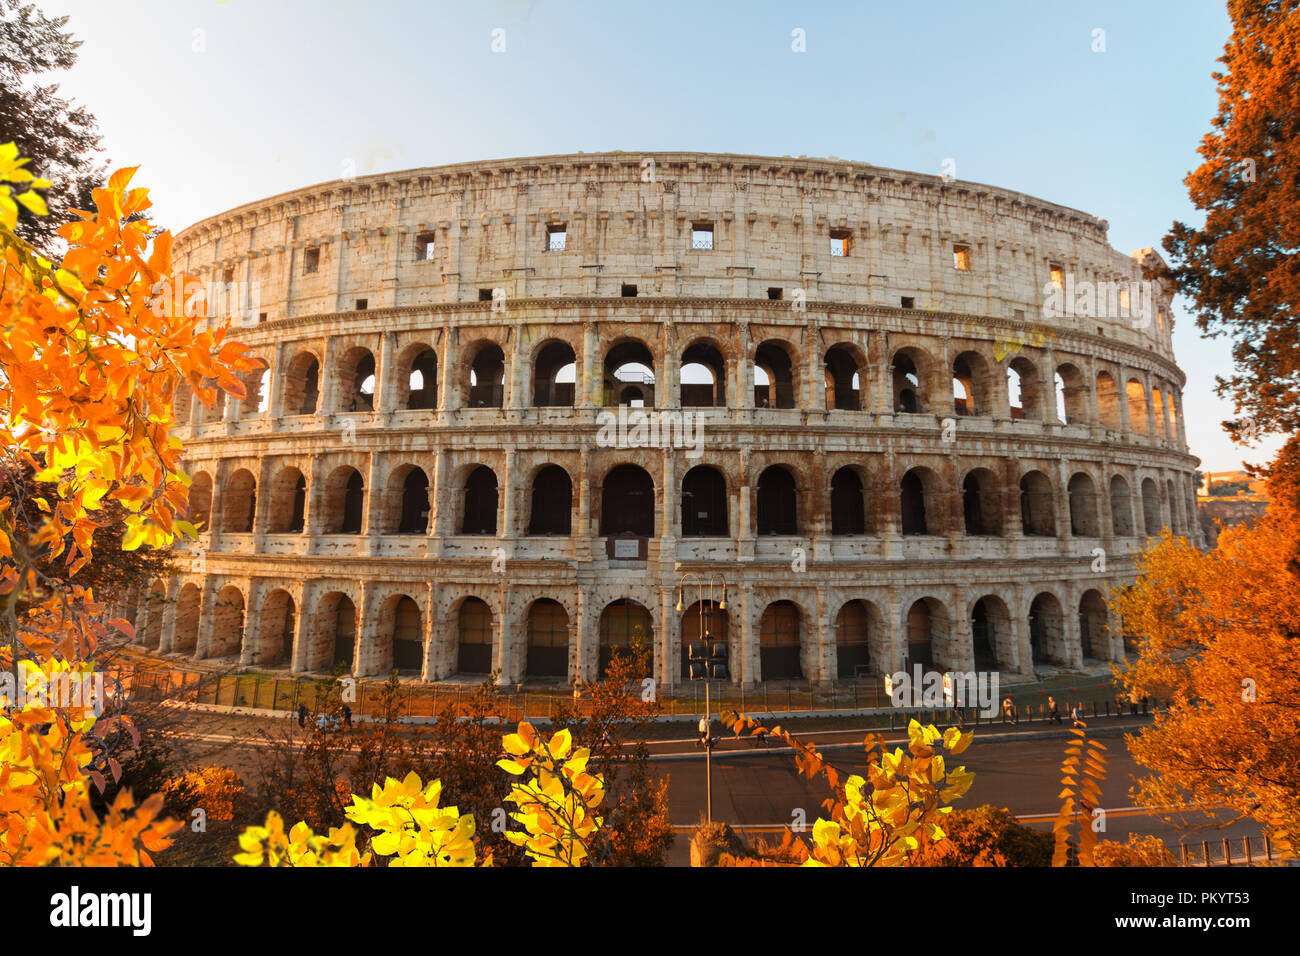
[678,573,727,822]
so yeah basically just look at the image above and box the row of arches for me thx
[135,581,1117,682]
[188,459,1194,541]
[181,335,1182,439]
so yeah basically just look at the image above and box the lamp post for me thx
[677,572,727,823]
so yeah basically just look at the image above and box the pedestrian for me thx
[1070,701,1082,722]
[342,703,352,728]
[316,712,329,731]
[297,704,307,728]
[1001,695,1014,724]
[1048,696,1062,724]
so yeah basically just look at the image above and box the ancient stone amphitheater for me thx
[124,151,1201,692]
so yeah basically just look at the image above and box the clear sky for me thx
[38,0,1287,473]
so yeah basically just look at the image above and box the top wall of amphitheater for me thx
[172,151,1178,370]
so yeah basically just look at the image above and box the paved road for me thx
[149,707,1262,867]
[656,730,1264,866]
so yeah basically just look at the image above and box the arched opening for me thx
[962,468,1002,536]
[892,348,927,413]
[600,464,654,537]
[1068,473,1100,537]
[971,595,1013,672]
[905,598,948,670]
[526,599,569,679]
[835,600,873,678]
[681,466,728,536]
[532,341,577,407]
[173,380,193,424]
[598,599,652,679]
[462,466,498,535]
[681,341,726,408]
[337,347,376,413]
[1028,592,1065,667]
[456,597,493,674]
[901,467,938,535]
[1008,357,1041,420]
[311,592,356,671]
[1096,371,1120,429]
[283,352,320,416]
[1056,364,1085,424]
[604,340,655,408]
[830,467,866,535]
[753,341,795,409]
[1141,478,1161,536]
[824,346,861,411]
[759,601,802,681]
[528,465,573,536]
[391,596,423,672]
[680,600,728,683]
[1152,387,1166,438]
[1109,475,1135,536]
[1126,379,1149,435]
[174,583,201,653]
[952,351,989,416]
[467,343,506,408]
[1078,590,1109,661]
[756,466,797,535]
[268,467,306,533]
[257,589,295,666]
[237,362,271,418]
[323,467,364,534]
[221,469,256,533]
[392,466,430,534]
[1019,470,1056,536]
[189,472,213,531]
[402,346,438,410]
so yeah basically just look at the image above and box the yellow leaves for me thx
[235,721,606,867]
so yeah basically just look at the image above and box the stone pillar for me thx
[374,330,396,414]
[195,577,218,659]
[499,449,517,553]
[738,582,755,686]
[240,580,263,666]
[439,332,459,412]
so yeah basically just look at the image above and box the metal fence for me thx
[117,662,1148,726]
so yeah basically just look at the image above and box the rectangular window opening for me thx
[303,247,320,275]
[953,244,972,271]
[417,232,436,261]
[830,229,852,257]
[621,284,638,297]
[355,299,368,310]
[901,296,915,309]
[767,287,783,301]
[1049,263,1064,289]
[547,224,567,252]
[478,288,494,302]
[691,223,714,251]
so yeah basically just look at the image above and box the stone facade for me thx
[119,151,1201,689]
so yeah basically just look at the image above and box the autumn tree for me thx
[1113,511,1300,855]
[0,1,104,254]
[0,146,257,865]
[1161,0,1300,439]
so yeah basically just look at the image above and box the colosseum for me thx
[124,151,1202,694]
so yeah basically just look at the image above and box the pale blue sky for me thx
[41,0,1286,473]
